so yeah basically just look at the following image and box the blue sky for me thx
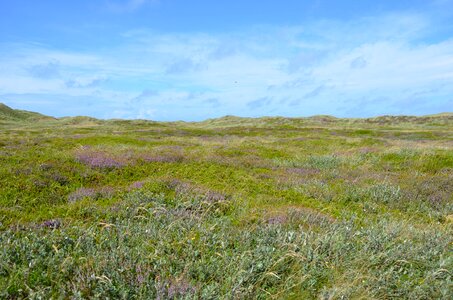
[1,0,452,120]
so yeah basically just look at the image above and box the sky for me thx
[0,0,452,121]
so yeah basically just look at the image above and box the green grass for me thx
[0,104,452,299]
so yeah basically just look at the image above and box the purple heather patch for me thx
[135,265,150,286]
[68,187,97,202]
[204,190,227,202]
[156,278,197,300]
[267,214,288,225]
[167,179,230,205]
[75,146,128,169]
[68,186,115,202]
[41,219,61,229]
[129,180,146,190]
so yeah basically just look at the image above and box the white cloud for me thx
[1,11,452,120]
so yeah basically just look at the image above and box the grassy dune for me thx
[0,104,452,299]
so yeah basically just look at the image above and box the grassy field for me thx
[0,104,452,299]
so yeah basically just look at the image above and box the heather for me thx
[0,110,452,299]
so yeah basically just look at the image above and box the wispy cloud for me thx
[1,11,452,120]
[247,97,272,109]
[27,61,61,79]
[350,56,367,69]
[165,58,205,75]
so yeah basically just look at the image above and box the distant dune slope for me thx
[1,102,452,126]
[0,103,55,121]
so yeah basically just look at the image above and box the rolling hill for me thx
[0,103,55,122]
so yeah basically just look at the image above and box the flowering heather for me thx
[267,214,288,225]
[166,178,185,190]
[173,181,193,195]
[40,219,61,229]
[204,190,227,202]
[286,167,320,176]
[68,187,97,202]
[75,146,128,168]
[68,186,115,202]
[156,278,197,300]
[1,109,452,299]
[129,180,146,190]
